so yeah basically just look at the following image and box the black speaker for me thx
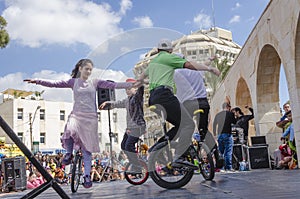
[1,156,26,192]
[244,146,270,169]
[97,85,116,110]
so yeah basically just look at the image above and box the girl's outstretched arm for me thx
[24,78,74,88]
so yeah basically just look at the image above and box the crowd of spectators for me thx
[25,150,129,189]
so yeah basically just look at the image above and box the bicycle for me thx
[147,105,215,189]
[70,149,83,193]
[124,138,149,185]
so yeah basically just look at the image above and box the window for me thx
[40,109,45,120]
[17,132,23,142]
[99,133,102,143]
[114,133,118,143]
[60,110,65,121]
[17,108,23,120]
[40,132,46,144]
[113,112,117,123]
[97,112,101,122]
[60,132,64,137]
[105,143,110,152]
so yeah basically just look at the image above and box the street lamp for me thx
[29,105,41,153]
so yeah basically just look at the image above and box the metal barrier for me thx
[0,116,69,199]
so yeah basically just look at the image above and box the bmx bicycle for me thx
[147,105,215,189]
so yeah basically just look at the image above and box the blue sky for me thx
[0,0,288,106]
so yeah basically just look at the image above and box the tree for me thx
[0,16,9,49]
[205,57,231,97]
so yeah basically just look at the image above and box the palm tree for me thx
[205,57,231,97]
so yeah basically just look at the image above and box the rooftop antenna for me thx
[211,0,216,29]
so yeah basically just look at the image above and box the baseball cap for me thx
[157,39,173,50]
[126,78,136,83]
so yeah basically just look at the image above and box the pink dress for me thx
[36,78,132,153]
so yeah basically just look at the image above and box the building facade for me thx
[133,27,242,143]
[0,90,127,155]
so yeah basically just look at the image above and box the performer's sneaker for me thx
[83,175,92,188]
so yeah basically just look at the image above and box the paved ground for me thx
[1,169,299,199]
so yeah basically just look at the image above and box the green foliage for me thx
[205,57,231,97]
[0,16,10,49]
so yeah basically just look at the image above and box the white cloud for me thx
[193,13,212,29]
[119,0,132,15]
[132,16,153,28]
[229,15,240,24]
[2,0,132,49]
[246,16,255,23]
[231,2,241,10]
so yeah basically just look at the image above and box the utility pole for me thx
[29,113,33,152]
[29,106,41,153]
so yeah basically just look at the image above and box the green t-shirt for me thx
[145,51,186,91]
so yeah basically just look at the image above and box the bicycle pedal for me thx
[166,162,172,169]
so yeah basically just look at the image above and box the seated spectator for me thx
[281,111,297,169]
[274,138,292,169]
[48,158,57,176]
[35,171,45,185]
[276,102,291,130]
[27,172,41,189]
[91,165,101,182]
[46,166,54,178]
[40,155,48,168]
[54,167,65,184]
[140,143,149,161]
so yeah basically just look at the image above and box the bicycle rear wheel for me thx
[198,143,215,180]
[124,159,149,185]
[148,142,194,189]
[71,154,83,193]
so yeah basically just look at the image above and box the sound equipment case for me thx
[243,145,271,169]
[1,156,26,192]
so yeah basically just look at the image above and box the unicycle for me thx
[71,149,83,193]
[124,159,149,185]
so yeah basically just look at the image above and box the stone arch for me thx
[235,77,255,138]
[256,44,281,136]
[236,77,252,107]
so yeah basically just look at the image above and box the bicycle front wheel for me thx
[124,159,149,185]
[148,142,194,189]
[71,154,83,193]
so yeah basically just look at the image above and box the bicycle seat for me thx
[149,105,167,118]
[193,109,204,115]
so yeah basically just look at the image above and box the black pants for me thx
[121,133,139,166]
[149,87,195,159]
[182,98,210,139]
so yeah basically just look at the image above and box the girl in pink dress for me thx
[24,58,133,188]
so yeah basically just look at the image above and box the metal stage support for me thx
[0,116,70,199]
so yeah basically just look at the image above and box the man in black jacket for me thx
[231,106,254,145]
